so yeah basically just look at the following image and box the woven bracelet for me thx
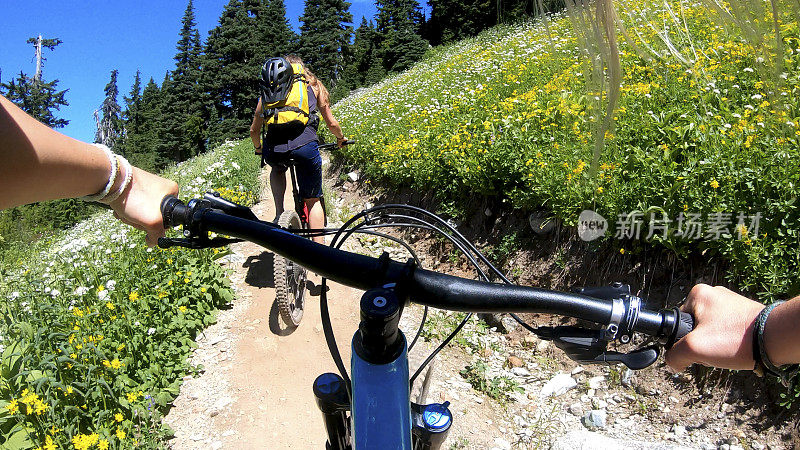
[753,301,800,387]
[81,144,118,202]
[100,155,133,204]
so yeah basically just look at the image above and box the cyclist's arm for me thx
[665,284,800,371]
[311,84,345,147]
[1,94,113,207]
[0,94,178,247]
[318,103,345,147]
[250,98,264,154]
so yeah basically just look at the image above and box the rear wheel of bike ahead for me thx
[274,210,307,326]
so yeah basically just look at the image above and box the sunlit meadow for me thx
[331,0,800,300]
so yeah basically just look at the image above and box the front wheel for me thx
[274,210,307,326]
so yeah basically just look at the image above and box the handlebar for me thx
[319,139,356,151]
[160,195,693,367]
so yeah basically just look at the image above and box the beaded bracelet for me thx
[100,155,133,204]
[81,144,118,202]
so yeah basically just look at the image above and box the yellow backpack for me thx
[262,63,316,132]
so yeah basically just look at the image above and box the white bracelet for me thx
[81,144,118,202]
[100,155,133,204]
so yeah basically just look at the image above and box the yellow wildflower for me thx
[106,302,115,310]
[115,412,124,422]
[6,399,18,414]
[129,291,139,301]
[619,248,626,255]
[110,359,122,370]
[42,435,56,450]
[116,427,126,440]
[179,306,188,313]
[709,179,719,189]
[98,439,109,450]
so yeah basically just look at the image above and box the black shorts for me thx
[262,141,323,199]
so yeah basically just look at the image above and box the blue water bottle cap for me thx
[422,402,452,430]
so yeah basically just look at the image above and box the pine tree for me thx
[157,72,183,165]
[258,0,298,57]
[94,70,123,149]
[1,37,69,128]
[2,73,70,128]
[375,0,428,73]
[165,0,207,160]
[298,0,353,86]
[123,70,143,129]
[426,0,495,45]
[342,18,385,89]
[203,0,299,145]
[131,77,163,171]
[203,0,261,143]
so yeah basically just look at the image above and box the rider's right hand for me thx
[109,166,179,247]
[664,284,764,372]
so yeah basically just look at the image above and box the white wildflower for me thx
[98,290,108,301]
[106,280,117,290]
[147,328,156,336]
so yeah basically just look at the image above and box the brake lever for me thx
[537,326,660,370]
[157,237,243,249]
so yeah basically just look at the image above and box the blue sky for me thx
[1,0,379,142]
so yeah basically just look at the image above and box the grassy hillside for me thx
[0,141,259,449]
[332,0,800,300]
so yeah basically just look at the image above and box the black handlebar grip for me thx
[674,310,694,342]
[344,139,356,145]
[663,307,694,349]
[161,195,188,229]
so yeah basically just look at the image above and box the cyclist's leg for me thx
[270,167,287,219]
[263,148,288,222]
[305,198,324,244]
[292,141,324,244]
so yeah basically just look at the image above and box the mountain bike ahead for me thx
[273,140,355,326]
[159,193,693,449]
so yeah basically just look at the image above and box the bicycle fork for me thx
[313,287,453,450]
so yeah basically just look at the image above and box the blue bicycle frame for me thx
[351,334,412,448]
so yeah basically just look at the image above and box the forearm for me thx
[249,125,261,149]
[327,119,344,140]
[763,296,800,366]
[0,95,109,209]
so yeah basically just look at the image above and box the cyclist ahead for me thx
[249,55,347,243]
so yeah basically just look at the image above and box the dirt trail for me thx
[165,170,363,449]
